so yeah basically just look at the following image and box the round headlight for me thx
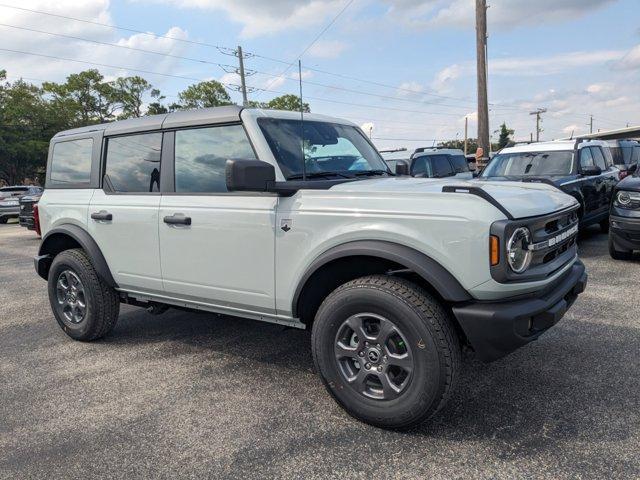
[617,191,632,206]
[507,227,532,274]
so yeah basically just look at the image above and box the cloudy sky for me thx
[1,0,639,149]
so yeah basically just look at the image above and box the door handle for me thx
[91,211,113,221]
[163,214,192,226]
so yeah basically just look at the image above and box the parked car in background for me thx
[0,186,42,224]
[19,189,44,231]
[479,140,619,231]
[607,139,640,180]
[383,147,473,179]
[609,164,640,259]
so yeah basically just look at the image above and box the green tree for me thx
[113,76,153,119]
[43,69,117,124]
[177,80,232,109]
[496,122,515,149]
[265,94,310,112]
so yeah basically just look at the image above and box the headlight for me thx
[616,190,640,209]
[507,227,532,273]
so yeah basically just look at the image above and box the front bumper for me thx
[452,260,587,362]
[0,205,20,219]
[610,215,640,251]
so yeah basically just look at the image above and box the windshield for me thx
[258,118,389,179]
[482,151,574,178]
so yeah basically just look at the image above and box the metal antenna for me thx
[299,59,306,181]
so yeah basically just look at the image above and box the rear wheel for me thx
[48,248,120,341]
[609,235,633,260]
[311,275,460,429]
[0,218,7,224]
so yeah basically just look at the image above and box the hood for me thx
[329,176,578,219]
[616,175,640,192]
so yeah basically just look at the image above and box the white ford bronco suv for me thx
[35,106,587,429]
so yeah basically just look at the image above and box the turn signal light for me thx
[33,203,41,237]
[490,235,500,266]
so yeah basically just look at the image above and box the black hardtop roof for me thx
[53,105,243,139]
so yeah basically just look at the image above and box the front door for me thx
[158,124,277,313]
[89,132,164,292]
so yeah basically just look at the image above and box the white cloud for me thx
[384,0,615,30]
[616,44,640,70]
[430,64,462,92]
[138,0,350,38]
[306,40,348,59]
[0,0,190,85]
[397,81,424,97]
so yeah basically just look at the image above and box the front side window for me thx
[175,125,256,193]
[483,151,574,178]
[411,156,432,177]
[104,133,162,192]
[591,147,607,170]
[258,118,388,179]
[50,138,93,184]
[579,148,595,169]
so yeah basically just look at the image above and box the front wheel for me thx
[311,275,460,429]
[48,248,120,341]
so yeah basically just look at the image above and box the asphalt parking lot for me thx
[1,221,639,479]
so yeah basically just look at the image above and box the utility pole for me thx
[529,108,547,142]
[476,0,490,168]
[589,114,594,134]
[464,116,468,155]
[237,45,249,107]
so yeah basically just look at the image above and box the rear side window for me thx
[104,133,162,193]
[174,125,255,193]
[50,139,93,184]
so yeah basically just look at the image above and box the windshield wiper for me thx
[351,170,389,177]
[287,171,353,180]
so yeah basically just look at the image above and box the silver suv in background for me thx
[382,147,473,179]
[0,186,42,224]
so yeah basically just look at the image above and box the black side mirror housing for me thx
[395,160,410,176]
[627,162,638,174]
[226,159,276,192]
[580,165,602,176]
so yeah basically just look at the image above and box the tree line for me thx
[0,69,309,185]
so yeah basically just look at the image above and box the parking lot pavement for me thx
[1,223,639,480]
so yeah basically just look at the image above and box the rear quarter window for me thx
[50,139,94,184]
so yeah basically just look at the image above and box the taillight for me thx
[33,203,41,237]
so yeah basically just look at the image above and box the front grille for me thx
[490,205,580,283]
[20,200,35,214]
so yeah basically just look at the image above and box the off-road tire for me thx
[48,248,120,341]
[312,274,460,430]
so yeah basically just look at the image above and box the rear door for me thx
[88,132,164,292]
[158,124,277,313]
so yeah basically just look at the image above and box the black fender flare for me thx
[291,240,471,317]
[37,224,117,288]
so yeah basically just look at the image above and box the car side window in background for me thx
[175,125,256,193]
[591,147,607,170]
[579,147,595,169]
[432,155,455,177]
[448,154,469,173]
[50,138,94,184]
[411,156,432,177]
[104,133,162,193]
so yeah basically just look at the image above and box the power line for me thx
[0,47,204,82]
[258,0,355,97]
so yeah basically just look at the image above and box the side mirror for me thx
[395,160,409,176]
[580,165,602,176]
[628,163,638,174]
[226,159,276,192]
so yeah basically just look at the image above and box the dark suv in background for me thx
[479,140,619,231]
[19,188,44,231]
[0,186,42,224]
[609,164,640,259]
[607,139,640,180]
[382,147,473,179]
